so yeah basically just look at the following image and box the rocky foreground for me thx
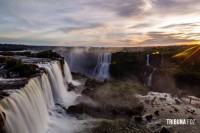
[68,73,200,133]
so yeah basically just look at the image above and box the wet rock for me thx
[159,97,166,101]
[145,114,153,121]
[154,110,160,116]
[68,82,77,91]
[156,123,162,127]
[134,116,143,122]
[186,108,195,114]
[171,106,178,112]
[188,116,195,119]
[191,110,195,114]
[160,127,170,133]
[144,99,150,104]
[175,99,181,105]
[67,103,85,114]
[67,103,100,116]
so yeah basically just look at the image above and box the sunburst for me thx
[173,45,200,65]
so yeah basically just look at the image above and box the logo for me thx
[166,119,196,125]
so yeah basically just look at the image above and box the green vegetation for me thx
[0,51,32,56]
[0,50,62,60]
[31,50,63,59]
[83,79,147,117]
[0,57,39,77]
[174,65,200,86]
[0,43,31,51]
[0,50,64,78]
[110,52,145,80]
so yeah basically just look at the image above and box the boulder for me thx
[145,114,153,121]
[134,116,143,122]
[68,82,77,91]
[171,106,178,112]
[175,99,181,105]
[154,110,160,116]
[160,127,170,133]
[67,103,85,114]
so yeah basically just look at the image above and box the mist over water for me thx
[47,106,87,133]
[56,48,113,79]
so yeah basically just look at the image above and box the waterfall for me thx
[145,54,155,87]
[146,68,155,87]
[38,61,79,107]
[0,60,79,133]
[146,54,150,66]
[63,61,73,83]
[93,53,111,78]
[0,64,5,70]
[0,77,49,133]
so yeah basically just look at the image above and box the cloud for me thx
[60,23,105,33]
[161,23,200,29]
[152,0,200,16]
[138,32,198,45]
[87,0,153,18]
[0,0,200,46]
[129,23,153,29]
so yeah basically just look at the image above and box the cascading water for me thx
[63,61,80,86]
[146,54,150,66]
[0,60,80,133]
[93,53,111,78]
[0,76,50,133]
[0,65,5,70]
[145,54,155,87]
[38,61,79,108]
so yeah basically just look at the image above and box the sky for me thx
[0,0,200,47]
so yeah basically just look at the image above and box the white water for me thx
[0,61,81,133]
[63,61,81,86]
[93,53,111,78]
[47,105,88,133]
[146,68,155,86]
[38,61,79,108]
[145,54,155,87]
[0,77,49,133]
[146,54,150,66]
[0,64,5,70]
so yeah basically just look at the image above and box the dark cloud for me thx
[88,0,148,18]
[60,23,105,33]
[153,0,200,16]
[139,32,197,45]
